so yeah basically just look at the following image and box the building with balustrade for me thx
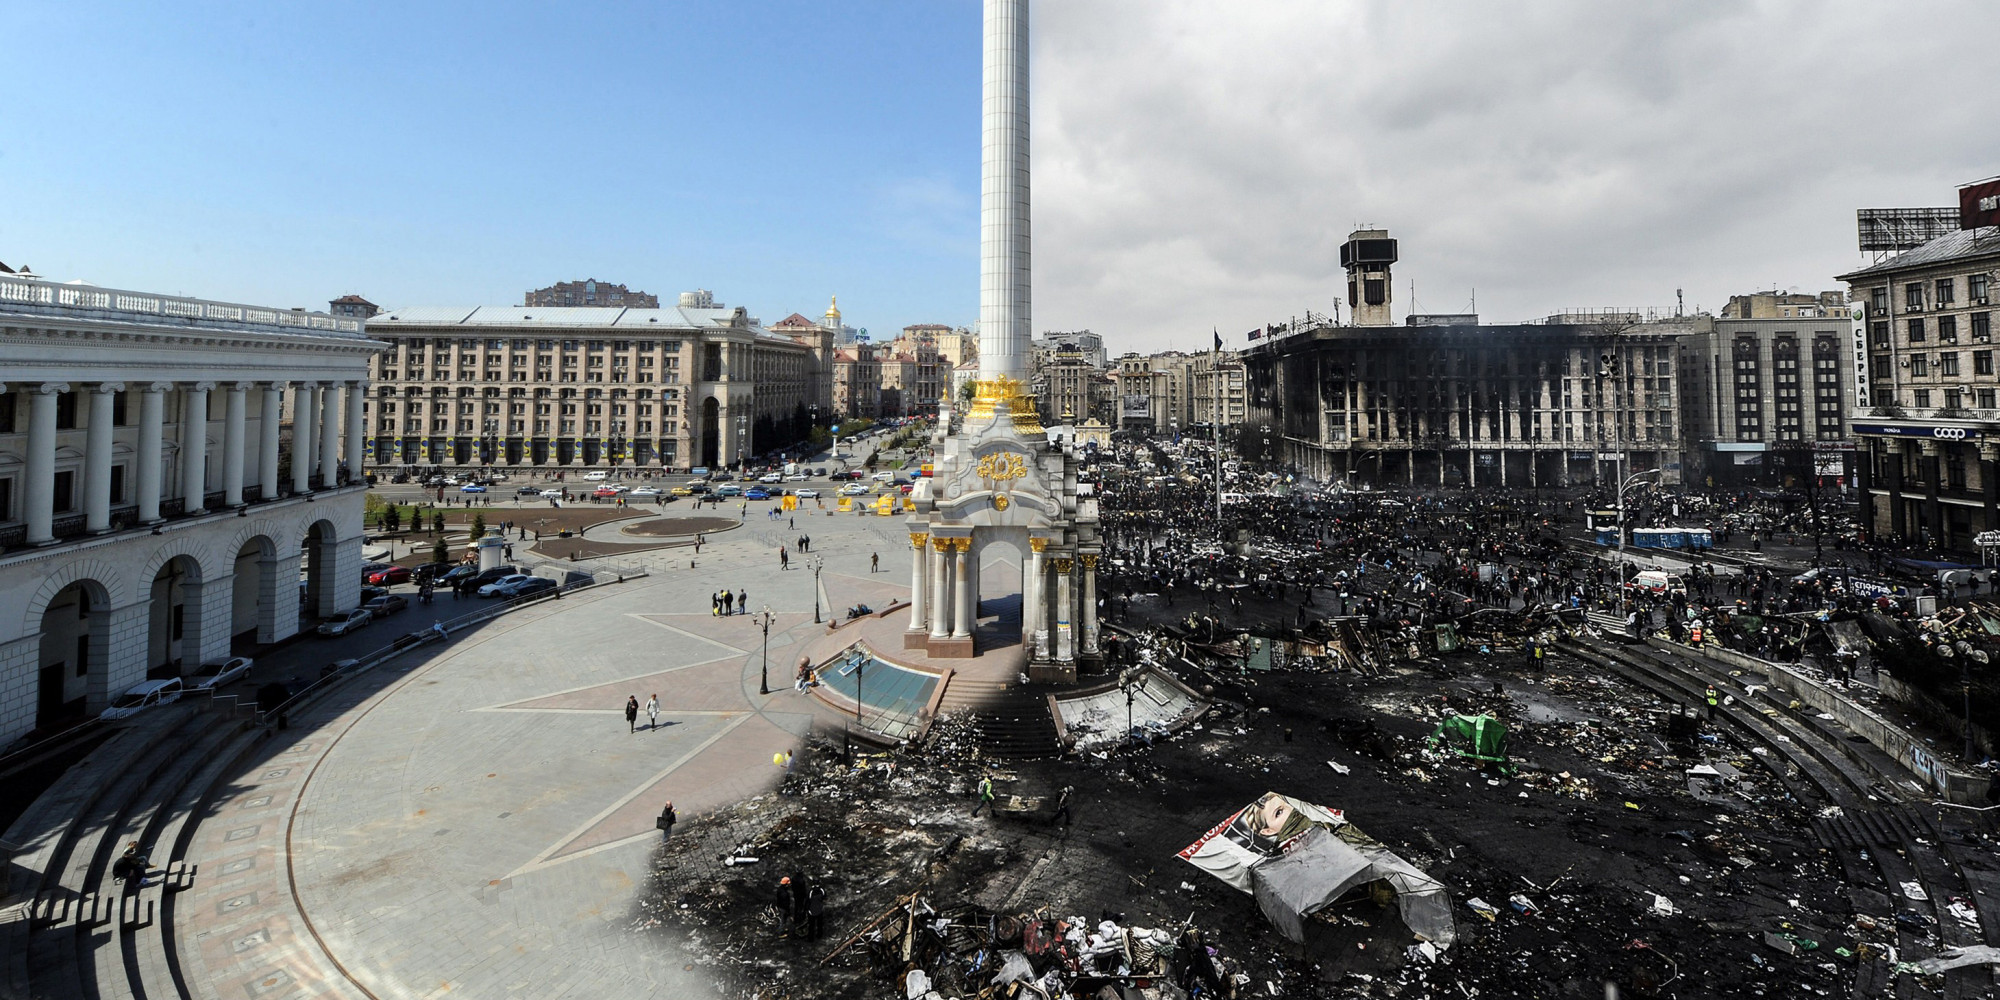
[361,292,823,472]
[0,272,382,747]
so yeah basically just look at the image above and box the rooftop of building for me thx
[0,270,368,339]
[1837,225,2000,281]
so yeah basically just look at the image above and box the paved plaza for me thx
[176,507,936,999]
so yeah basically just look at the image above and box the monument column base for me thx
[1027,660,1076,685]
[927,636,975,659]
[904,628,932,650]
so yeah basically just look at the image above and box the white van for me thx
[582,471,610,481]
[100,678,185,720]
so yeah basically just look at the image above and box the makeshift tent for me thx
[1178,792,1456,949]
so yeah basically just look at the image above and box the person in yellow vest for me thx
[1704,684,1718,719]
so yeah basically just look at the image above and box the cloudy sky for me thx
[4,1,1997,355]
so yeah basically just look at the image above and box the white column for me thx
[978,0,1032,383]
[294,384,317,493]
[928,542,951,639]
[908,533,929,631]
[345,381,366,480]
[137,382,168,523]
[319,382,341,485]
[181,382,212,512]
[1081,554,1099,655]
[1056,558,1075,662]
[84,383,124,533]
[260,383,285,499]
[223,382,248,506]
[24,383,68,545]
[950,542,971,639]
[1024,545,1045,654]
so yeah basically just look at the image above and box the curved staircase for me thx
[935,675,1061,759]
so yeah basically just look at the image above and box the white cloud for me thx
[1029,0,2000,352]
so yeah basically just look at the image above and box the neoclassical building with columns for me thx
[0,272,383,746]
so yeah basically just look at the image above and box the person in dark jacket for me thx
[656,801,676,842]
[625,695,640,733]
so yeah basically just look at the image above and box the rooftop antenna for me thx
[1676,289,1684,317]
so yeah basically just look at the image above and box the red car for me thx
[366,565,412,586]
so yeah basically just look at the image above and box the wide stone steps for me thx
[937,678,1060,759]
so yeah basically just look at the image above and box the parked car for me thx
[840,483,870,496]
[758,472,783,483]
[187,656,254,692]
[669,485,696,496]
[811,468,828,477]
[687,483,713,495]
[366,565,412,586]
[100,678,185,720]
[363,594,410,617]
[517,485,543,496]
[460,484,487,493]
[539,488,564,498]
[795,488,820,500]
[359,561,393,581]
[359,585,390,605]
[690,467,711,477]
[411,562,456,583]
[744,488,771,500]
[468,565,522,589]
[871,471,895,481]
[477,574,535,597]
[583,470,609,481]
[784,473,808,482]
[437,565,480,588]
[494,576,558,598]
[592,486,623,498]
[627,486,662,497]
[316,608,374,637]
[716,485,744,497]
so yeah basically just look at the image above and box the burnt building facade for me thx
[1243,319,1688,489]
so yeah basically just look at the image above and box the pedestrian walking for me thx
[625,695,640,733]
[870,552,879,573]
[780,547,789,570]
[971,773,995,817]
[646,693,660,730]
[656,801,676,842]
[1051,784,1073,828]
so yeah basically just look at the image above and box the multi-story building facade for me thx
[1839,213,2000,550]
[831,344,881,420]
[1031,329,1106,369]
[1244,318,1687,487]
[1678,295,1859,487]
[1036,345,1103,425]
[329,294,380,319]
[0,272,380,744]
[767,310,837,424]
[523,279,659,309]
[362,295,818,472]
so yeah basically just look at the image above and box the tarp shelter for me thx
[1428,713,1511,771]
[1178,792,1456,949]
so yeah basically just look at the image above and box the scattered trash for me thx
[1900,881,1929,902]
[1326,760,1351,775]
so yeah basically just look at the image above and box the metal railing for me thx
[0,272,364,335]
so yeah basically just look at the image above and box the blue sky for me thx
[1,0,981,337]
[6,2,1998,355]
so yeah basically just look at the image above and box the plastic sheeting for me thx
[1247,827,1457,948]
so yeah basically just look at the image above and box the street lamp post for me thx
[736,412,748,475]
[809,555,825,624]
[756,605,774,695]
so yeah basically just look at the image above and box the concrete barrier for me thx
[1647,637,1991,804]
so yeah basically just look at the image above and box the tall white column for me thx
[319,382,341,485]
[346,382,367,479]
[978,0,1032,383]
[260,382,285,499]
[24,383,68,545]
[908,533,929,632]
[951,541,971,639]
[223,383,248,506]
[928,541,951,639]
[294,384,318,493]
[1081,553,1099,654]
[137,382,168,523]
[1025,545,1045,655]
[1055,557,1074,662]
[181,383,212,512]
[84,383,124,533]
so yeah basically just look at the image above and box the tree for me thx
[432,537,448,564]
[471,512,486,538]
[383,505,401,532]
[432,512,446,534]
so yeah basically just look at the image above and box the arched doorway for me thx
[149,555,201,676]
[970,529,1028,653]
[303,520,338,620]
[233,535,278,646]
[38,580,110,727]
[700,397,720,469]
